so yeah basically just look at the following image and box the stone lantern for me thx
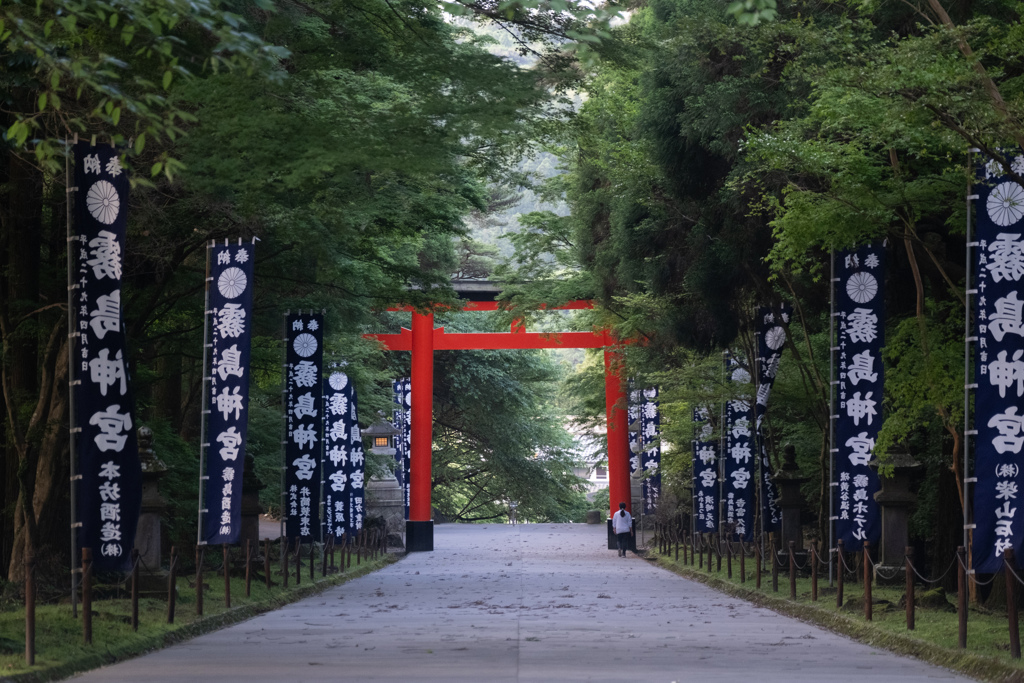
[134,426,168,594]
[773,444,808,559]
[363,417,404,545]
[870,450,921,584]
[240,453,266,549]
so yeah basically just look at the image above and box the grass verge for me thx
[0,552,400,683]
[652,549,1024,683]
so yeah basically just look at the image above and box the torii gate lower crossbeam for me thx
[367,302,630,552]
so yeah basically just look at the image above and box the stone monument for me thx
[870,450,921,584]
[134,426,169,595]
[773,443,808,563]
[240,453,265,549]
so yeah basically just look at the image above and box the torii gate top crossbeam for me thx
[368,300,609,352]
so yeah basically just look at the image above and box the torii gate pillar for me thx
[407,310,435,551]
[604,350,631,520]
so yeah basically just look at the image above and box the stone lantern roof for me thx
[363,419,399,438]
[364,417,399,457]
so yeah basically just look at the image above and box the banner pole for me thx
[319,310,326,547]
[828,249,836,586]
[280,311,289,562]
[196,241,213,549]
[754,314,765,570]
[66,136,80,618]
[722,354,730,545]
[964,151,976,556]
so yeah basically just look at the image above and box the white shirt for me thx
[612,511,632,534]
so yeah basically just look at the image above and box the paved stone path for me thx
[72,524,973,682]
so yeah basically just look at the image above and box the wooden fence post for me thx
[245,539,252,598]
[771,539,779,593]
[25,551,35,665]
[863,541,872,621]
[1006,548,1020,659]
[167,546,178,624]
[905,546,914,631]
[131,548,140,631]
[811,541,818,602]
[82,547,93,644]
[836,540,845,609]
[957,546,967,649]
[223,543,231,608]
[789,541,797,600]
[264,538,272,590]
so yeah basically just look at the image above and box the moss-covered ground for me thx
[0,551,398,682]
[654,546,1024,682]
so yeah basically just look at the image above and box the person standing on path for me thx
[612,502,633,557]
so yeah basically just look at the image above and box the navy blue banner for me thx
[346,382,366,535]
[204,240,255,545]
[392,378,411,519]
[725,357,755,541]
[693,408,719,534]
[834,244,885,546]
[628,381,641,474]
[284,313,324,541]
[640,388,661,513]
[756,305,791,533]
[73,142,141,571]
[323,369,351,540]
[973,155,1024,572]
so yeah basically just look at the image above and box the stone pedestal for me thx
[773,444,809,564]
[367,473,405,547]
[134,427,169,596]
[240,454,266,548]
[871,451,921,584]
[630,469,643,523]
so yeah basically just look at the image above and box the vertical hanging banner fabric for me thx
[755,305,791,532]
[692,408,719,534]
[640,388,660,513]
[284,313,324,541]
[345,383,366,535]
[628,381,641,474]
[392,377,411,519]
[724,357,755,541]
[323,369,351,540]
[73,142,141,571]
[402,378,411,518]
[973,155,1024,572]
[834,244,885,546]
[204,240,255,545]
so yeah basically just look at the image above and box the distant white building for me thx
[567,423,608,500]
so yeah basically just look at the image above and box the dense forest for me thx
[3,0,1023,599]
[0,0,615,584]
[502,0,1024,590]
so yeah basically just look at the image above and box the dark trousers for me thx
[616,532,630,554]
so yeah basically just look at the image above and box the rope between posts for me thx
[957,552,998,586]
[860,547,903,580]
[1003,559,1024,587]
[838,548,856,574]
[908,555,957,584]
[873,563,903,581]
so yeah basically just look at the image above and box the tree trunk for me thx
[8,326,69,582]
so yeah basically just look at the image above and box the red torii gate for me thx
[367,298,631,551]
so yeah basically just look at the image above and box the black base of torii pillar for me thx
[406,520,433,552]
